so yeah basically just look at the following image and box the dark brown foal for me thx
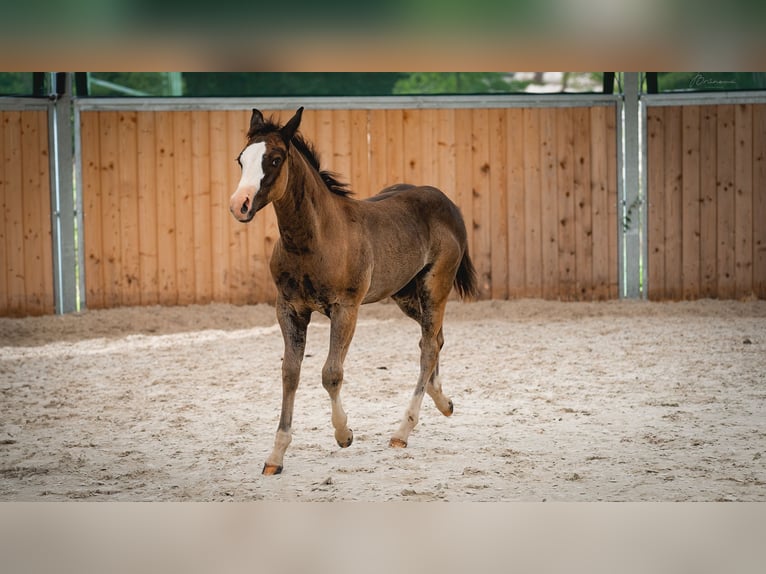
[229,108,477,474]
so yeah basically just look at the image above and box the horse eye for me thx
[271,157,282,167]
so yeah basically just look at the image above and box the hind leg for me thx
[425,327,454,416]
[392,286,453,421]
[390,267,455,448]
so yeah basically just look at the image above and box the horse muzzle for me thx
[230,186,261,223]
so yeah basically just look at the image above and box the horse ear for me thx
[280,107,304,143]
[250,108,265,132]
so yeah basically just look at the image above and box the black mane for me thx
[248,115,352,198]
[290,133,353,198]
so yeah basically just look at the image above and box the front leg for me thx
[323,303,359,449]
[263,298,311,475]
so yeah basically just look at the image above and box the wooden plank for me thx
[573,107,593,299]
[331,109,353,190]
[0,112,8,313]
[4,112,27,314]
[488,108,508,300]
[539,108,559,299]
[754,105,766,298]
[191,110,212,303]
[118,111,140,307]
[522,108,543,298]
[80,112,103,308]
[173,111,195,305]
[368,109,388,193]
[402,108,422,185]
[420,108,437,188]
[435,108,457,203]
[314,109,334,174]
[98,111,122,308]
[385,109,405,186]
[136,112,159,305]
[471,108,492,298]
[699,106,718,297]
[350,109,370,198]
[19,112,51,314]
[556,107,576,300]
[716,104,736,298]
[14,111,50,315]
[506,108,526,298]
[646,107,666,300]
[590,107,610,300]
[4,112,26,314]
[734,104,753,298]
[155,110,178,305]
[454,109,474,268]
[208,110,230,303]
[663,106,683,300]
[681,106,701,299]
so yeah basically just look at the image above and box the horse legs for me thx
[390,277,452,448]
[323,304,358,449]
[425,327,453,416]
[392,286,454,420]
[263,299,310,475]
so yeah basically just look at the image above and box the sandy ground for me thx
[1,298,764,501]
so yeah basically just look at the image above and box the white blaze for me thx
[238,141,267,192]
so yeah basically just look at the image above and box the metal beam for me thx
[620,72,644,298]
[48,73,79,314]
[73,93,620,112]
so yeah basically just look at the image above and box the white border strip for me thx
[643,91,766,107]
[73,94,620,112]
[0,97,51,111]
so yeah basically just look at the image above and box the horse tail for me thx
[454,247,479,300]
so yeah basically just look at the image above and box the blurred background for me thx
[3,72,766,97]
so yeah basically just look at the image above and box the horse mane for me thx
[247,115,353,198]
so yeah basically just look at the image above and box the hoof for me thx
[337,429,354,448]
[389,437,407,448]
[436,399,454,417]
[262,463,283,476]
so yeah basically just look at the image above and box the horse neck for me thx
[273,146,338,252]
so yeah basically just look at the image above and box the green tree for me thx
[85,73,184,96]
[0,73,34,96]
[182,73,407,97]
[393,72,529,94]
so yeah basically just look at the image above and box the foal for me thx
[229,107,477,474]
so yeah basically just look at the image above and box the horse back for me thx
[365,184,467,242]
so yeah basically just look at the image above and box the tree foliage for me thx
[392,72,530,94]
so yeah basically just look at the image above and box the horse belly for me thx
[362,248,427,304]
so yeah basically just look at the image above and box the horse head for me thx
[229,107,303,222]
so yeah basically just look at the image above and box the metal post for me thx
[621,72,644,298]
[48,72,79,313]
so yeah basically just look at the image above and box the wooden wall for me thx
[0,110,54,317]
[79,106,619,308]
[647,104,766,300]
[6,101,764,316]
